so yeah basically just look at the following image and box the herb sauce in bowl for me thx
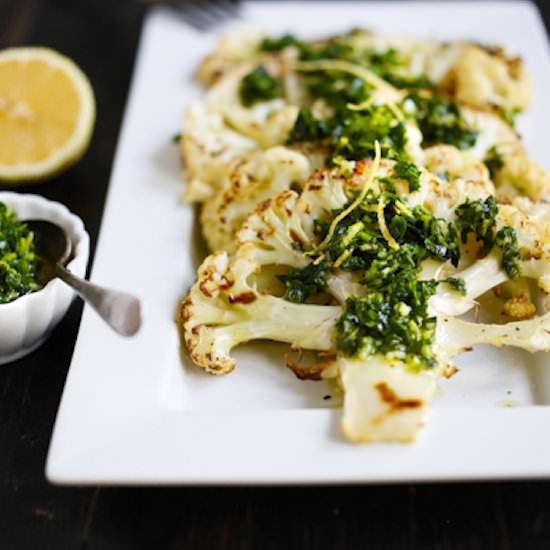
[0,202,42,304]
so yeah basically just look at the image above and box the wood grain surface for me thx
[1,1,550,548]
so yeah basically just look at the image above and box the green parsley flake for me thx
[287,103,409,164]
[260,34,300,52]
[279,260,330,303]
[454,196,498,253]
[496,226,522,279]
[405,92,478,150]
[239,66,281,107]
[336,277,438,370]
[393,159,421,192]
[484,146,504,180]
[443,277,467,295]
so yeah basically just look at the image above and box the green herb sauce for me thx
[495,226,522,279]
[484,145,504,180]
[239,65,282,106]
[405,92,478,150]
[280,168,461,370]
[255,32,478,161]
[454,196,498,253]
[0,203,42,304]
[453,196,522,279]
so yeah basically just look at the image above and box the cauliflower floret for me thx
[461,107,550,200]
[423,144,491,189]
[431,198,550,316]
[183,160,395,374]
[496,203,550,304]
[421,145,495,214]
[204,64,298,147]
[314,29,530,110]
[491,277,536,321]
[200,147,313,253]
[196,27,265,87]
[496,150,550,202]
[439,44,531,111]
[181,65,300,203]
[505,198,550,302]
[497,204,549,258]
[236,157,483,267]
[510,196,550,226]
[501,293,537,320]
[181,103,257,202]
[182,247,339,374]
[238,157,495,309]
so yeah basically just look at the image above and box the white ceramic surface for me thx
[47,1,550,484]
[0,192,89,364]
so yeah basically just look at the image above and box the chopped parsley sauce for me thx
[239,65,282,106]
[252,31,479,162]
[0,203,42,304]
[280,168,461,370]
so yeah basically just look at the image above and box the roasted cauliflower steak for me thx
[181,159,550,442]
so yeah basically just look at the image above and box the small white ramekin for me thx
[0,192,90,364]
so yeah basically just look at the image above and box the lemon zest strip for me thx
[317,140,381,252]
[293,59,404,120]
[377,199,399,250]
[333,248,353,268]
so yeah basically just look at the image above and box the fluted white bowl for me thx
[0,192,90,364]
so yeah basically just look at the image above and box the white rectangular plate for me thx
[47,1,550,484]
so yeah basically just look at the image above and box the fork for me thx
[146,0,242,31]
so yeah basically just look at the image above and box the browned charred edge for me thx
[199,280,214,297]
[374,382,422,411]
[179,296,192,323]
[255,198,273,213]
[355,160,370,175]
[219,278,234,291]
[229,291,257,304]
[444,365,459,379]
[524,249,543,260]
[506,56,522,79]
[317,350,337,358]
[284,354,333,381]
[480,44,505,57]
[497,195,513,205]
[289,229,303,244]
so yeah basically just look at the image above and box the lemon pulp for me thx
[0,47,95,182]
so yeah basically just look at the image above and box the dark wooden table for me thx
[1,1,550,548]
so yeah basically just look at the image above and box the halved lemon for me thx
[0,47,95,183]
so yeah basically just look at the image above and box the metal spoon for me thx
[25,219,142,337]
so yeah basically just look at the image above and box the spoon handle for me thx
[54,263,141,336]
